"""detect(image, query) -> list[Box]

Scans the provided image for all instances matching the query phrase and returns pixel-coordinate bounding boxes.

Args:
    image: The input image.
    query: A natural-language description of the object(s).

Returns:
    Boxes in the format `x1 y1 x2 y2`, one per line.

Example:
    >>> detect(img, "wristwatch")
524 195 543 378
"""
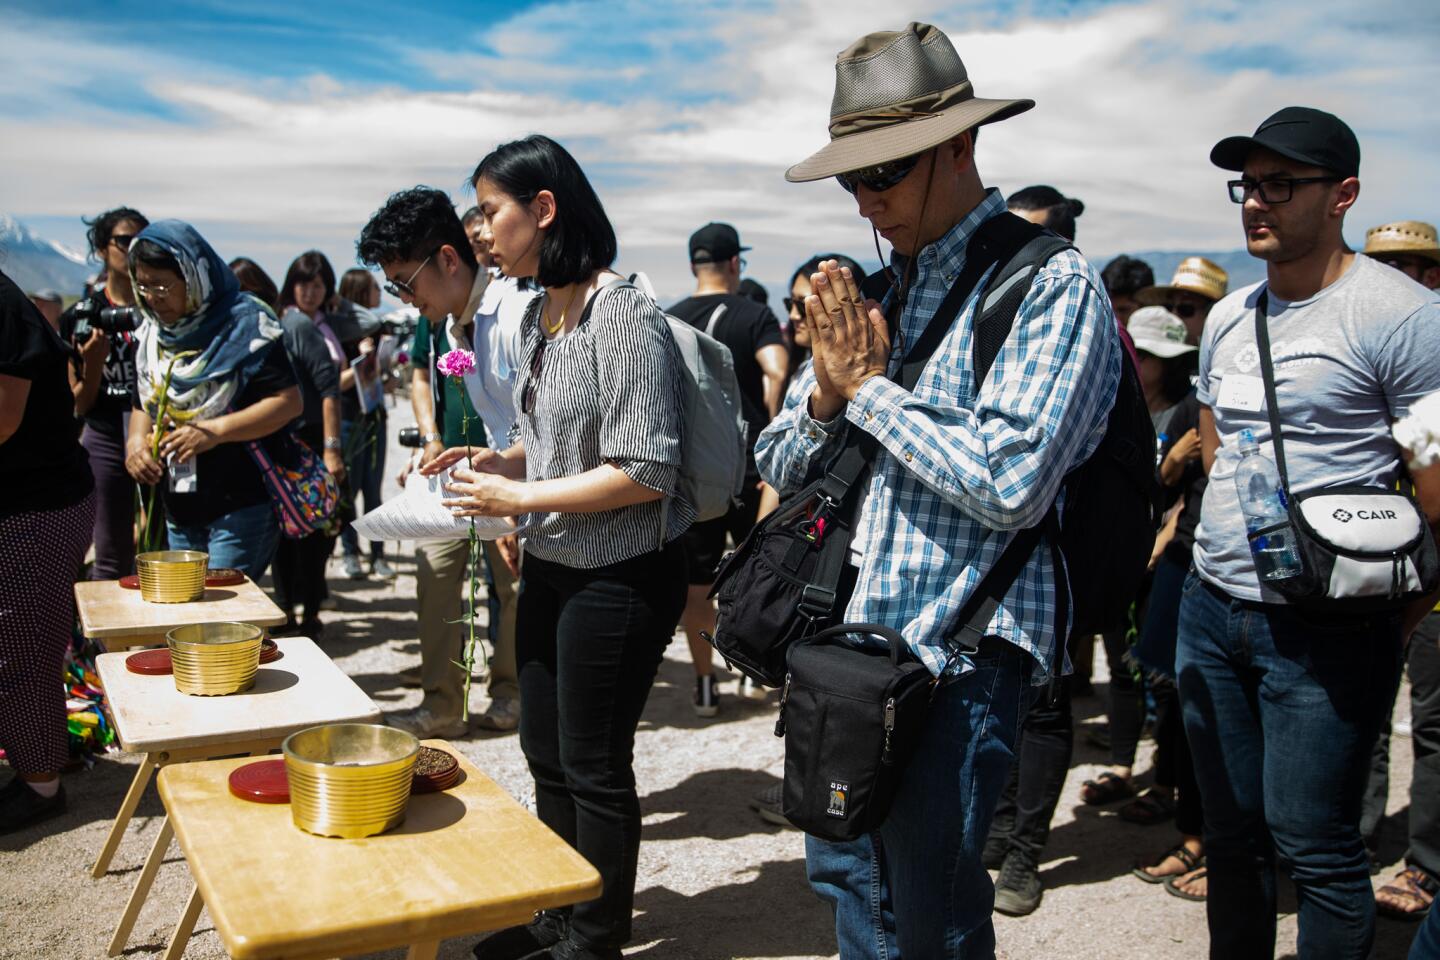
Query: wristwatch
421 432 442 444
323 437 342 450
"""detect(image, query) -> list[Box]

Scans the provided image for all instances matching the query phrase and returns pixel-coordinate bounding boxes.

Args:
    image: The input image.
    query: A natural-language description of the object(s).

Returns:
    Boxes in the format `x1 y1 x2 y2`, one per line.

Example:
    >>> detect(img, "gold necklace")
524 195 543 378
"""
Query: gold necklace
543 285 581 336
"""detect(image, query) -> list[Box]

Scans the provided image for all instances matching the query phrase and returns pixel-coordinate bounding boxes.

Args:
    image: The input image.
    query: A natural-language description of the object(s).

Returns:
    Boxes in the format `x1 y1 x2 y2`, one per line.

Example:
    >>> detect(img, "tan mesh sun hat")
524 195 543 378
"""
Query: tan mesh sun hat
1364 221 1440 265
785 22 1034 183
1136 256 1229 306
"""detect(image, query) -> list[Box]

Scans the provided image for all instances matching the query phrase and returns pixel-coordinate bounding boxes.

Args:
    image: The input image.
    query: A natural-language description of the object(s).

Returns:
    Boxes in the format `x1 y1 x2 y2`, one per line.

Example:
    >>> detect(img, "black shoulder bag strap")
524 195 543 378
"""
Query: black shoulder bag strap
1251 289 1294 491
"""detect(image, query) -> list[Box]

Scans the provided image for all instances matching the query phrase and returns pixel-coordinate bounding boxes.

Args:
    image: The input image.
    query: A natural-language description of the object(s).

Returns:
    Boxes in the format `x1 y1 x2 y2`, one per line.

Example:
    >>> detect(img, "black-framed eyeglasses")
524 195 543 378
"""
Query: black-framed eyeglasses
835 152 924 195
383 251 435 299
1227 176 1342 204
520 337 547 415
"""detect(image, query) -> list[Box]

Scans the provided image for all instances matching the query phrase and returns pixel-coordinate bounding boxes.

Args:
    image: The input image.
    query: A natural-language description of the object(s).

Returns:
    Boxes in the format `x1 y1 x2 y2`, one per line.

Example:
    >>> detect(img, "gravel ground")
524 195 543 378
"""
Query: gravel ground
0 396 1424 959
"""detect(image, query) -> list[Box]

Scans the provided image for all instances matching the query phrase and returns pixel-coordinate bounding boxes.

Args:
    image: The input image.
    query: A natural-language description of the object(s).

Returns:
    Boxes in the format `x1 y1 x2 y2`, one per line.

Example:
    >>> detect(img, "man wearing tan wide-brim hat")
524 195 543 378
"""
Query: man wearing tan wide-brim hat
1363 220 1440 289
1135 256 1229 344
759 21 1123 956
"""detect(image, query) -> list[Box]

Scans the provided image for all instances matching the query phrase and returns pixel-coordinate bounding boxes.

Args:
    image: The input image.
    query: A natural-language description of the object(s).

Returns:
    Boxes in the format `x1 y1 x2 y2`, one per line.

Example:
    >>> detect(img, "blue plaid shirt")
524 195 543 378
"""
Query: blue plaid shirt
755 189 1120 677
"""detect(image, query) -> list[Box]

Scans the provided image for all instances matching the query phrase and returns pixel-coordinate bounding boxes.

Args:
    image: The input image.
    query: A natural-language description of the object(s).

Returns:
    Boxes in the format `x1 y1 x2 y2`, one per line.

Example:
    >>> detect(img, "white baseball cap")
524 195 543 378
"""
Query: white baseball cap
1127 306 1197 358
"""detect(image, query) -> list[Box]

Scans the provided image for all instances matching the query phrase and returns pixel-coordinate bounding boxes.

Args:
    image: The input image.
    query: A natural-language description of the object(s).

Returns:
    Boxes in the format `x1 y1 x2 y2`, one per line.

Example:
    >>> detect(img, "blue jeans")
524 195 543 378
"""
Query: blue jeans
1176 571 1402 960
166 501 280 583
804 637 1035 959
1412 906 1440 960
339 416 386 560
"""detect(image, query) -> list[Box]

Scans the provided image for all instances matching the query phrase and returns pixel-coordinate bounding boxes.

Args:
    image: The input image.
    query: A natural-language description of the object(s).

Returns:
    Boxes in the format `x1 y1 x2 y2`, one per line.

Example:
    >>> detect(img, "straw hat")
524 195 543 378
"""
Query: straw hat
1363 221 1440 265
786 23 1034 183
1136 256 1229 306
1127 307 1197 359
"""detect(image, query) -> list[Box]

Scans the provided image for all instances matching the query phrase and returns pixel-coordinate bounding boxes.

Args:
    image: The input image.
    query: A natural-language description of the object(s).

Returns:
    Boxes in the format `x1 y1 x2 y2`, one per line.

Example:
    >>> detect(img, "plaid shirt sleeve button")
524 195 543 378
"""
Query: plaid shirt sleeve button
904 451 913 462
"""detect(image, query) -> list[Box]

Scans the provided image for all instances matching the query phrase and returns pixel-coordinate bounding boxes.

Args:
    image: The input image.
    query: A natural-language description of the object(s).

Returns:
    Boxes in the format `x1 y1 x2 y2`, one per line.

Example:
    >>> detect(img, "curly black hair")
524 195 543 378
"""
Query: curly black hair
356 186 476 272
83 206 149 258
1100 255 1155 298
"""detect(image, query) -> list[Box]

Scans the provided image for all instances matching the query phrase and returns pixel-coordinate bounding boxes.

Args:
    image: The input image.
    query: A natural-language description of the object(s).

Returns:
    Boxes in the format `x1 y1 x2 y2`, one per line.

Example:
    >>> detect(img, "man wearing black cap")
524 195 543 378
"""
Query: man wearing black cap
668 221 788 717
1179 106 1440 958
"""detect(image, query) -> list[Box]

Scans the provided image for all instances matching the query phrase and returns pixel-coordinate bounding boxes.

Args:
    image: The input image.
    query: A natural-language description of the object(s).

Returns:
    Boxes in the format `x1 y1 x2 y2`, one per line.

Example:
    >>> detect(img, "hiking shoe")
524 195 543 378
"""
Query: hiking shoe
693 674 720 718
993 848 1043 916
737 676 769 701
473 697 521 732
387 706 467 739
982 833 1010 871
544 940 622 960
371 556 397 579
473 910 569 960
342 553 366 579
0 781 66 835
749 783 793 828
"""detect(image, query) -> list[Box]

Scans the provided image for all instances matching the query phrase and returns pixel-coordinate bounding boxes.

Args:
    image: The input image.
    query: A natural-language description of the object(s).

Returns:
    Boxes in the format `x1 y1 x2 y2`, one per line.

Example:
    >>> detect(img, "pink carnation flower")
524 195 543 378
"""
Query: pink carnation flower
436 349 476 378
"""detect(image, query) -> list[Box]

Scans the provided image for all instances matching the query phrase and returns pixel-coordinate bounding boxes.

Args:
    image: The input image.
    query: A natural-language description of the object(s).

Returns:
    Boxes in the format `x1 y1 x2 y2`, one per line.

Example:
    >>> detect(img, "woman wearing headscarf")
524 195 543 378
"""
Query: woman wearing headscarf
123 221 301 580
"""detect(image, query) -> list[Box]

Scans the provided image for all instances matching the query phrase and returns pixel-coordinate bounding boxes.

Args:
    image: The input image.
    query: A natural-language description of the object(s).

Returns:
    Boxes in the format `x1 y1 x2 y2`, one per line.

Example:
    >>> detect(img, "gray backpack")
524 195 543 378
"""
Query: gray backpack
627 273 748 540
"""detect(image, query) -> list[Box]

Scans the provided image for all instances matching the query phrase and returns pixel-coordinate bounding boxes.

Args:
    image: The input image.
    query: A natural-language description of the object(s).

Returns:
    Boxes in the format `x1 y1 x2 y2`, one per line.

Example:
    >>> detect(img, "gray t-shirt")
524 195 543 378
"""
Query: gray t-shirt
1194 255 1440 601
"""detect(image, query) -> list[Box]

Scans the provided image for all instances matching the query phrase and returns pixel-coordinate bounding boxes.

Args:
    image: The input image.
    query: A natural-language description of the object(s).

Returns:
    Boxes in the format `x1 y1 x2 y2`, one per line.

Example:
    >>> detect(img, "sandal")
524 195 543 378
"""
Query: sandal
1165 866 1208 902
1081 771 1136 806
1119 788 1175 826
1132 844 1201 884
1377 866 1439 921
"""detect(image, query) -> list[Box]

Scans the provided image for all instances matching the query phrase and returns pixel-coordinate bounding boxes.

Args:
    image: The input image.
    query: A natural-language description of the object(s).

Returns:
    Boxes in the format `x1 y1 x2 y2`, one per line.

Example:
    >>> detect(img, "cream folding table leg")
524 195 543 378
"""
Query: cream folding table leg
406 942 440 960
107 815 175 956
161 884 204 960
92 752 158 878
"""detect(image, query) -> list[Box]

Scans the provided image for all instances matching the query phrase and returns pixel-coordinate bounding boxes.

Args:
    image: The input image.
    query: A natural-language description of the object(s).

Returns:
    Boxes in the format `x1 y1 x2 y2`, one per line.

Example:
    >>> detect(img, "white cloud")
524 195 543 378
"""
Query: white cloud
1 0 1436 304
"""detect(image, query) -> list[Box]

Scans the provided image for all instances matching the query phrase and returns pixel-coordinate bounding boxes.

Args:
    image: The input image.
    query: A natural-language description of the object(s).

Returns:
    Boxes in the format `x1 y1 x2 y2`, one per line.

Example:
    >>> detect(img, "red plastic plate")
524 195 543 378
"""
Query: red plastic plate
228 759 290 803
118 569 246 589
125 639 280 676
118 575 141 590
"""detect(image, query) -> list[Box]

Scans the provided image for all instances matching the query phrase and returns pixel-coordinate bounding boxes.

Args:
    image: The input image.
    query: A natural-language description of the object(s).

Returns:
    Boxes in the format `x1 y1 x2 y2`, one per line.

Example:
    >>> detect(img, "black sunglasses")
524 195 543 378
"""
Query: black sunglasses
1167 299 1201 320
835 152 923 195
109 234 137 251
783 296 804 314
520 336 548 415
383 250 437 300
1227 176 1341 205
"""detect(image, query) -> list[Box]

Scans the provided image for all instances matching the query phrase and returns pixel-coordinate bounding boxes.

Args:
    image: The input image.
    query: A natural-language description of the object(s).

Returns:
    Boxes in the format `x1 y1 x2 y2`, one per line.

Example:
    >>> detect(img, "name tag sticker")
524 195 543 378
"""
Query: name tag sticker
169 455 198 494
1216 373 1265 413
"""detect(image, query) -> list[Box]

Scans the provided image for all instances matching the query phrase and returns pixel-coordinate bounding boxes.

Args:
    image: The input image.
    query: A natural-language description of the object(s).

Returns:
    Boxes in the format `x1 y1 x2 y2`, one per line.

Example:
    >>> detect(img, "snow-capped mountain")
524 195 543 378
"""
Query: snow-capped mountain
0 214 94 296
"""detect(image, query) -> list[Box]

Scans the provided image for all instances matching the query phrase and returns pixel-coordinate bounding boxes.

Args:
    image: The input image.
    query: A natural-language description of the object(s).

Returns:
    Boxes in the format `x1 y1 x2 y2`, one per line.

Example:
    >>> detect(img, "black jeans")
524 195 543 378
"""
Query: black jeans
1101 630 1145 768
271 530 333 624
989 675 1073 860
1152 676 1204 836
517 543 686 951
1363 611 1440 876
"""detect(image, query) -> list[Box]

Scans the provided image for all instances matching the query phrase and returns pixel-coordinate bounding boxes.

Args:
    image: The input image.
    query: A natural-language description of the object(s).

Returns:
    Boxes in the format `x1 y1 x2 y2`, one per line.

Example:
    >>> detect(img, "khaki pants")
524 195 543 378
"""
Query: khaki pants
414 538 519 720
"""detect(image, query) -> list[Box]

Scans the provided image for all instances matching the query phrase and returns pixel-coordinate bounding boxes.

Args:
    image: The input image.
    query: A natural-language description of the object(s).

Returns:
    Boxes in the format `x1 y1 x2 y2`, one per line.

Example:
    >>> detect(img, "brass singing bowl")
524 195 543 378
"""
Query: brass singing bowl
135 550 209 603
282 724 420 839
166 621 263 696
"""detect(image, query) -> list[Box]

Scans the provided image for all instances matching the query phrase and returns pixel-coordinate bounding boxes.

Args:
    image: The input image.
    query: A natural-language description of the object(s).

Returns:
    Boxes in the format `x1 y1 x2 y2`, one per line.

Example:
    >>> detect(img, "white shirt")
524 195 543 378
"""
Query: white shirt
444 270 538 449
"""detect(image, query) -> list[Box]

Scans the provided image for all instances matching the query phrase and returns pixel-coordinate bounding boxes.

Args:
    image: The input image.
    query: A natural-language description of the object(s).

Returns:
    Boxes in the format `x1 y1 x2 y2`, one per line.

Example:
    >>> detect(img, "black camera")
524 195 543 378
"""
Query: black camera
71 298 142 340
397 426 422 448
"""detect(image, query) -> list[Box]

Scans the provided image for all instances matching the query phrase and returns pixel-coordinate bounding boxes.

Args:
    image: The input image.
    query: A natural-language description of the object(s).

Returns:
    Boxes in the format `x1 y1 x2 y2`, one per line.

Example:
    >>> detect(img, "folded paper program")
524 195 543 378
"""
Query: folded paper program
351 466 518 542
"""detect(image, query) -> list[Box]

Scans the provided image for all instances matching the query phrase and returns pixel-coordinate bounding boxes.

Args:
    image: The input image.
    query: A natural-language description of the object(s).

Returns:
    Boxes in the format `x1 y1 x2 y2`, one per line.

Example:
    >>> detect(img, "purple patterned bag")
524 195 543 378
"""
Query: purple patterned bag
245 432 339 539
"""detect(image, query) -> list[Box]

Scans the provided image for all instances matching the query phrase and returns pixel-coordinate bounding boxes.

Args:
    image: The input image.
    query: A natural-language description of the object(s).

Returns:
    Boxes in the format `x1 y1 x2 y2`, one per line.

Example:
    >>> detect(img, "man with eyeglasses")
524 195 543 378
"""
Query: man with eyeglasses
1363 220 1440 291
57 206 149 581
1136 255 1229 344
667 221 788 717
1179 106 1440 959
356 186 536 738
756 22 1120 958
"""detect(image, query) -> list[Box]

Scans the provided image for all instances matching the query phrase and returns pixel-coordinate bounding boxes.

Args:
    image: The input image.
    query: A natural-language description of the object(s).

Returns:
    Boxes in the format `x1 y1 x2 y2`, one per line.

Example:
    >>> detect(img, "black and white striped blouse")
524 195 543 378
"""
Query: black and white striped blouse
514 280 694 568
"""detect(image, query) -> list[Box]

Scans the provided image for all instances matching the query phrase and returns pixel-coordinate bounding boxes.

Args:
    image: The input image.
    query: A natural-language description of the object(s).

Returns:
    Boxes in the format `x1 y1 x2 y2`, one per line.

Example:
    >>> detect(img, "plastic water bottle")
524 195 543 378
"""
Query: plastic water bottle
1233 429 1303 580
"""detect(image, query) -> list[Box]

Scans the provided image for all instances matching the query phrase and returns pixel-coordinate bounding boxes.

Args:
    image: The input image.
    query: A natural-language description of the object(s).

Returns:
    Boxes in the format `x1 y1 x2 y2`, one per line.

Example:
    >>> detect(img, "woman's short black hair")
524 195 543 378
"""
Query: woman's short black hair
470 135 616 288
128 238 181 276
278 250 337 314
356 186 477 273
1006 185 1085 241
789 253 868 291
229 257 280 310
84 207 149 258
1101 255 1155 298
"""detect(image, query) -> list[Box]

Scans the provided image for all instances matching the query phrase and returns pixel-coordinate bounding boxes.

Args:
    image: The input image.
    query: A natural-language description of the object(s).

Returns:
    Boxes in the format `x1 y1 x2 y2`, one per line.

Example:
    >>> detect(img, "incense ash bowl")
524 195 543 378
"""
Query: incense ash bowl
135 550 208 603
166 621 264 696
282 724 420 839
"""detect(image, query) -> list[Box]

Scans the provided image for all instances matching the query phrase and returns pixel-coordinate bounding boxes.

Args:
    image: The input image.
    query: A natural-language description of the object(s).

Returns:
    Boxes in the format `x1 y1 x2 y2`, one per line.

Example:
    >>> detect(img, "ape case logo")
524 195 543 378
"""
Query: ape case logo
1331 508 1398 523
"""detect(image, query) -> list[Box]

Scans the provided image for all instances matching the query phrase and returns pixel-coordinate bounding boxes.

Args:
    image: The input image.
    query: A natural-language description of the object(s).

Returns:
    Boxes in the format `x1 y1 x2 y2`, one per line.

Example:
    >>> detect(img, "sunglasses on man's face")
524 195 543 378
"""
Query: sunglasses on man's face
383 251 436 300
1167 299 1202 320
835 152 923 195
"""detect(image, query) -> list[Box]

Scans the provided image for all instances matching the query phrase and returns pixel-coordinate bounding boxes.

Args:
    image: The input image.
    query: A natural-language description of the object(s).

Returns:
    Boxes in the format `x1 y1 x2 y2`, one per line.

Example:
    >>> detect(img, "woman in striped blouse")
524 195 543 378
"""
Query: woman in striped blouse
425 135 691 960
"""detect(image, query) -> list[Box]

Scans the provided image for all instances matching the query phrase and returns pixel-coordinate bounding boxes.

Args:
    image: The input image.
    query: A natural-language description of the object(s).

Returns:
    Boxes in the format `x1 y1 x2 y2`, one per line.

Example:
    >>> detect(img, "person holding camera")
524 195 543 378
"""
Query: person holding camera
123 221 302 580
58 207 149 579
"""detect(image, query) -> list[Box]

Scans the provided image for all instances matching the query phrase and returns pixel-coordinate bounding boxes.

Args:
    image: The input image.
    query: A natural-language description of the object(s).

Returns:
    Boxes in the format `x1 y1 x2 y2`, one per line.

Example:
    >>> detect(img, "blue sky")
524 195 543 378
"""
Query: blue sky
2 0 1437 303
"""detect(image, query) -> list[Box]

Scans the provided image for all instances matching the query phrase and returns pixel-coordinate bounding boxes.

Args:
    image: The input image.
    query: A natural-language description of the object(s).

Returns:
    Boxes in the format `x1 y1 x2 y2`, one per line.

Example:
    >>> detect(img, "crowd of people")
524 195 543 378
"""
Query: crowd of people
4 18 1440 960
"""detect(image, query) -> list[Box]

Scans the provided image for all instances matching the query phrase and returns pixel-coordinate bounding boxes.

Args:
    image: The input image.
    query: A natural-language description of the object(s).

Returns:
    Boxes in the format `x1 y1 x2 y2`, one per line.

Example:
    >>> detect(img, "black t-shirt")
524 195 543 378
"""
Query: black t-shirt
1161 390 1207 566
58 290 141 438
279 312 340 436
132 343 298 527
667 293 785 450
0 270 94 517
